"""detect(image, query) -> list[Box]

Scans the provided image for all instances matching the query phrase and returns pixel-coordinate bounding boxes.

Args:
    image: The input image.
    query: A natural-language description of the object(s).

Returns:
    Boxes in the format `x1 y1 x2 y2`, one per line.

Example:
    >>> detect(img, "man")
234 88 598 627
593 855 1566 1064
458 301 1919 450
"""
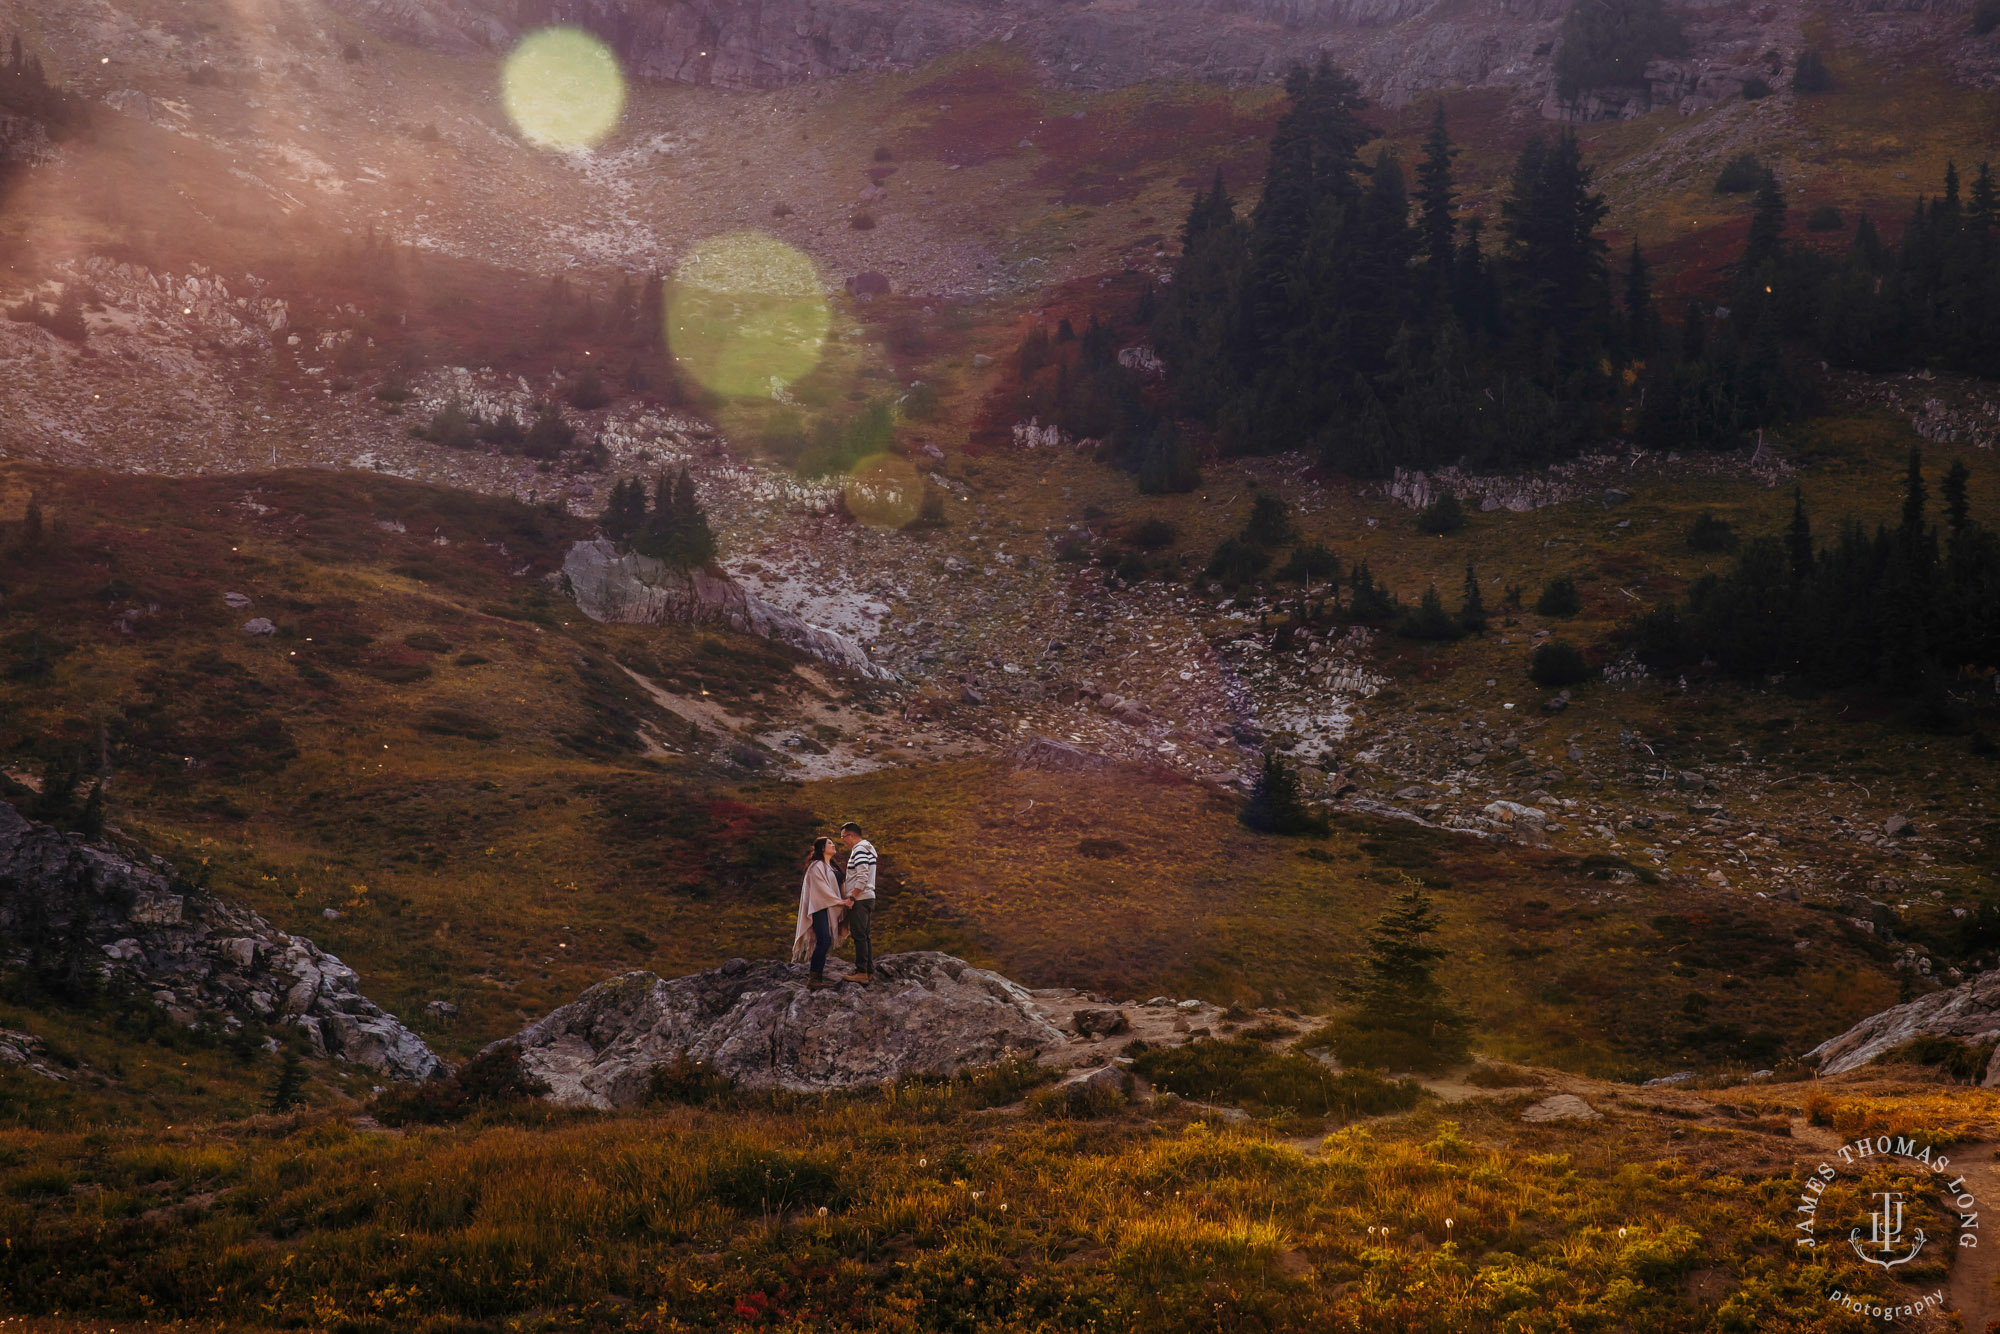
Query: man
838 820 877 984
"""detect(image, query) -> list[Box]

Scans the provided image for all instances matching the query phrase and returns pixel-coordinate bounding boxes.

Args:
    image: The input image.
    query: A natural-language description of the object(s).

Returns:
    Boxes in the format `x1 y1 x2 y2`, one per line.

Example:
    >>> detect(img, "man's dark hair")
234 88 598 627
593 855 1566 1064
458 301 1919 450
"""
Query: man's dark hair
840 821 863 835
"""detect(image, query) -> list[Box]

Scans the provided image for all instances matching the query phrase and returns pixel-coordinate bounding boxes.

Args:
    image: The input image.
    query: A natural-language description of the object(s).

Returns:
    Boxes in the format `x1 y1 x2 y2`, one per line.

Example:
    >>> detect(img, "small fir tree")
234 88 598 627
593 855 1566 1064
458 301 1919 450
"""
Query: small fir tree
1397 584 1462 641
1331 888 1472 1072
1243 491 1294 546
1416 490 1465 535
1458 561 1488 634
266 1046 307 1113
1239 751 1327 835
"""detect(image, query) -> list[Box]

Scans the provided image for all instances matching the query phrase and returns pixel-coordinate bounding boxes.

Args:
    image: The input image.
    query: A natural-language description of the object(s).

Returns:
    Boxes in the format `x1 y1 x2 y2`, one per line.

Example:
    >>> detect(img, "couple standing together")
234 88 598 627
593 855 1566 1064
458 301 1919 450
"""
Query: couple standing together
790 821 877 990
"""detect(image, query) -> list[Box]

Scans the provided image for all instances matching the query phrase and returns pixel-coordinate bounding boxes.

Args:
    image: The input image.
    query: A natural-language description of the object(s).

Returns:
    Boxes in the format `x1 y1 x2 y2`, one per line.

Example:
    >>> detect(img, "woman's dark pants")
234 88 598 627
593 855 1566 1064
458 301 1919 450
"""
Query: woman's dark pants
810 908 832 974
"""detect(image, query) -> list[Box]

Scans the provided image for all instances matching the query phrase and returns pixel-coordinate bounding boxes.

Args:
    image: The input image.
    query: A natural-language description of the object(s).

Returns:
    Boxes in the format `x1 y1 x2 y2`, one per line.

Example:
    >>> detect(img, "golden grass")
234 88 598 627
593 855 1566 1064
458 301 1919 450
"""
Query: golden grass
0 1077 1957 1332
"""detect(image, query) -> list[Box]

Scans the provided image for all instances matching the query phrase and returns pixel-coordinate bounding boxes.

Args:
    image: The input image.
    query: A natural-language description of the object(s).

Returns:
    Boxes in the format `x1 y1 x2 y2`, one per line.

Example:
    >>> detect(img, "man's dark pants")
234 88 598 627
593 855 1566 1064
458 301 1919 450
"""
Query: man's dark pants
848 900 873 975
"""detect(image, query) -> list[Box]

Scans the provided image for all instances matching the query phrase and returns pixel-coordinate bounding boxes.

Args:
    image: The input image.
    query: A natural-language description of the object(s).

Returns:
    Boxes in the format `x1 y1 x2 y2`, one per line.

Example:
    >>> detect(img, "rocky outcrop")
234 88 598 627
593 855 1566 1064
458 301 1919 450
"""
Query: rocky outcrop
332 0 1573 99
1805 970 2000 1085
0 801 445 1082
562 537 894 680
500 952 1066 1105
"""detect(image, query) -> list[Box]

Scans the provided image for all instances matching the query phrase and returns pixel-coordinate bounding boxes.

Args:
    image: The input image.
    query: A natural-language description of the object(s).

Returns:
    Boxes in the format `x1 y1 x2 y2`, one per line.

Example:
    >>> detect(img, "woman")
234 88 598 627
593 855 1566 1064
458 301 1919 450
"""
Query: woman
790 836 846 990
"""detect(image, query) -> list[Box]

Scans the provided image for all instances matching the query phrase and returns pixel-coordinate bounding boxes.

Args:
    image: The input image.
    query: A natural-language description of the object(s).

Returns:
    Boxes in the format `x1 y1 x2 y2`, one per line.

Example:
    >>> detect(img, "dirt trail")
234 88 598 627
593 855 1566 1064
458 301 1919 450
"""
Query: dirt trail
1947 1143 2000 1334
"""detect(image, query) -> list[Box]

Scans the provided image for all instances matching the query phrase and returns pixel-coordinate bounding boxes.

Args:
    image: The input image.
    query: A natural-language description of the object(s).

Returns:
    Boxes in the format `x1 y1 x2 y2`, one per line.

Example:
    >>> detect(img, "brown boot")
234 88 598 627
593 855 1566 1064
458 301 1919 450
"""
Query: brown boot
808 972 830 991
849 972 873 986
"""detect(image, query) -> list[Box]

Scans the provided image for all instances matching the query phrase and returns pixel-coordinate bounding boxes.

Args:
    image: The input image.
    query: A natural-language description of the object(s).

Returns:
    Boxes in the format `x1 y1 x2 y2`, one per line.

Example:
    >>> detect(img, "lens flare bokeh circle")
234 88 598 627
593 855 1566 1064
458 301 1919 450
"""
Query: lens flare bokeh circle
841 453 923 528
502 27 626 151
666 233 831 398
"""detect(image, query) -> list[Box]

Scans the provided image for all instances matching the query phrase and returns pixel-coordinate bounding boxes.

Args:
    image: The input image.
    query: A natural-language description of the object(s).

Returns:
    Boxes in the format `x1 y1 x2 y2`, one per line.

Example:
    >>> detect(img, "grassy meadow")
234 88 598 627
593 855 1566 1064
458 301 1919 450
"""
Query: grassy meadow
3 1057 1994 1333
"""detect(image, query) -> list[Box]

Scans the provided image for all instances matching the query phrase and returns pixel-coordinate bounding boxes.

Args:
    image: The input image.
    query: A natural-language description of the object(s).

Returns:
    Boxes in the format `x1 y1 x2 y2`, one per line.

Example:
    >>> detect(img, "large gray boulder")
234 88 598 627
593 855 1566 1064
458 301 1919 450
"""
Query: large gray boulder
561 538 893 681
501 952 1066 1107
1805 970 2000 1085
0 800 445 1082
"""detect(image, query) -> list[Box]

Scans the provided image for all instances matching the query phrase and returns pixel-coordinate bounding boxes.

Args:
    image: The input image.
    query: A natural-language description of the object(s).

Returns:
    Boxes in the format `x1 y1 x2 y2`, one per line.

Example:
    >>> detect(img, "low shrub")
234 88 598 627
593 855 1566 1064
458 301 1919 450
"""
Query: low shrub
1875 1035 1998 1083
369 1046 545 1126
1792 48 1834 92
1805 203 1844 231
1416 491 1466 535
1686 510 1739 551
1741 74 1771 100
1977 0 2000 35
1715 153 1765 194
1535 574 1582 617
1529 639 1594 686
648 1052 737 1105
1132 1039 1425 1119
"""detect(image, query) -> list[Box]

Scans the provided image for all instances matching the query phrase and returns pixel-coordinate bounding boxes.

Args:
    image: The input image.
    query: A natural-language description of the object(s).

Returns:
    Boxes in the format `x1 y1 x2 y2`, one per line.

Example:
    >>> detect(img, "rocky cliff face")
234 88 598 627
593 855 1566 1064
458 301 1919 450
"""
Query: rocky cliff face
562 538 894 680
0 800 445 1082
501 951 1067 1104
329 0 1574 100
1805 969 2000 1085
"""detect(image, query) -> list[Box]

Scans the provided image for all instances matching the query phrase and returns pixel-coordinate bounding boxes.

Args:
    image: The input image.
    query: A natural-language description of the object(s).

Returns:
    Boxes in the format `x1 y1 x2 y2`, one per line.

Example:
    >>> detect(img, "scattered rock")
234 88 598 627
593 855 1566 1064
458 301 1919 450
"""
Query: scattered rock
1013 734 1118 774
1070 1007 1130 1038
1884 814 1914 839
241 617 276 635
1522 1093 1600 1122
563 539 893 681
1643 1071 1695 1087
223 591 252 609
1056 1063 1135 1105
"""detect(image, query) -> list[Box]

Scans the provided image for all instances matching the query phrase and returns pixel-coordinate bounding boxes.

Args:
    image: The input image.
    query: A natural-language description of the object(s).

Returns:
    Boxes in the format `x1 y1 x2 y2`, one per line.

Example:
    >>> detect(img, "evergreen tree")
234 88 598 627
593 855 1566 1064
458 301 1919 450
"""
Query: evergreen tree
78 780 104 841
1243 491 1294 546
668 467 717 567
1679 298 1706 363
33 757 80 824
1787 485 1813 584
266 1047 307 1113
1900 448 1928 550
1135 419 1200 494
1332 888 1472 1072
1792 48 1834 93
1944 458 1971 533
1497 131 1611 373
1741 169 1788 276
1398 583 1463 640
523 403 574 460
1414 102 1459 288
1240 751 1326 835
1347 560 1400 624
1971 162 1997 236
1624 240 1657 357
600 478 646 541
1417 490 1466 535
1459 561 1488 634
1553 0 1687 101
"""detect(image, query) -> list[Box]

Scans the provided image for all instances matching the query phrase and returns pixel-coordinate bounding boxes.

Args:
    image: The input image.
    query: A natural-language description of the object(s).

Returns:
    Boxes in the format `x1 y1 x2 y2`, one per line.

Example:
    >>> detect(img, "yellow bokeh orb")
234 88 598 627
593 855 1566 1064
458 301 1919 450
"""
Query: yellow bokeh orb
667 233 830 398
840 453 924 529
502 27 626 151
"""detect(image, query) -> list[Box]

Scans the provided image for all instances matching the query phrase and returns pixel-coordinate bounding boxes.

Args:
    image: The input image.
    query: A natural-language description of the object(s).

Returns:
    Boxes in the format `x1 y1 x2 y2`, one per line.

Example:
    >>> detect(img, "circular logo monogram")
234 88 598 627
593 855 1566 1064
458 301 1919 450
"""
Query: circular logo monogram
1795 1134 1978 1318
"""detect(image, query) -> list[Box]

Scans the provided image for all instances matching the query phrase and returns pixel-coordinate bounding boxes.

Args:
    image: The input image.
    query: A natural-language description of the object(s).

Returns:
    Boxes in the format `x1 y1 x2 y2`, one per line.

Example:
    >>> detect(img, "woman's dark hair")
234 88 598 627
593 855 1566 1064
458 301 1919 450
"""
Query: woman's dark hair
809 836 832 865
